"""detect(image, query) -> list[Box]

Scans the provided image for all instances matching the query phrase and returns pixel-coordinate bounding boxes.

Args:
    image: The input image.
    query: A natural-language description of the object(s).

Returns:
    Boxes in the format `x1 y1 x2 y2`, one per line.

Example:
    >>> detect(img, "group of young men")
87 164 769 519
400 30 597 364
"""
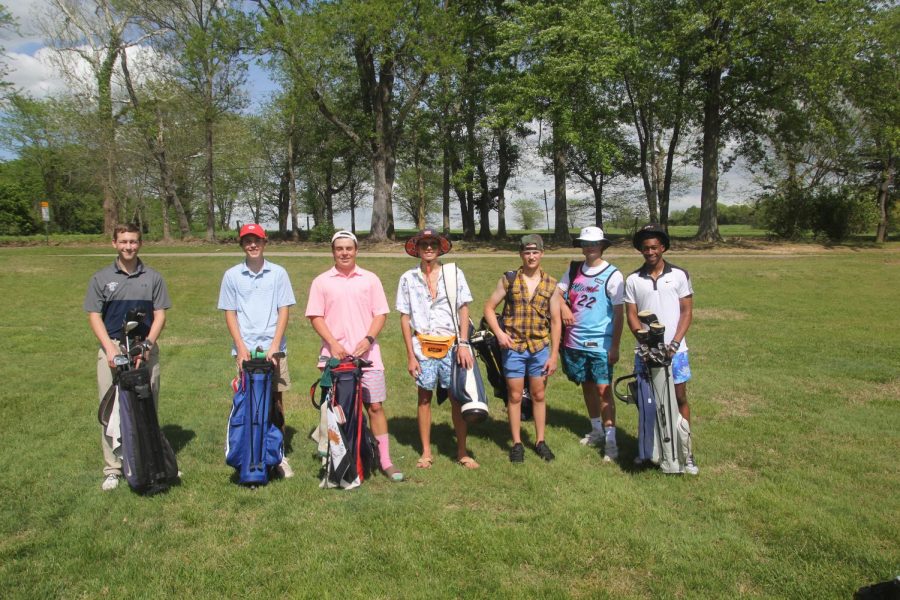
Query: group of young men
85 221 697 490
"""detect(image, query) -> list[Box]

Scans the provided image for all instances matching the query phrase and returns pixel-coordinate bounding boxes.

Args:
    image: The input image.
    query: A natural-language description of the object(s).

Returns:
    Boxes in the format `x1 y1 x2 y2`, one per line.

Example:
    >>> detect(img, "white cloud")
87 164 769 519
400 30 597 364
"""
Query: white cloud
4 46 67 97
0 0 50 49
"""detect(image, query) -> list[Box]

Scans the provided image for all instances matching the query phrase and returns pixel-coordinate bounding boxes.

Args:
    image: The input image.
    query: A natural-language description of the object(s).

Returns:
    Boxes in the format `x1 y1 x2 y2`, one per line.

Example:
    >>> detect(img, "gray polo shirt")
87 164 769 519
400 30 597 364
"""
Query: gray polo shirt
84 259 172 340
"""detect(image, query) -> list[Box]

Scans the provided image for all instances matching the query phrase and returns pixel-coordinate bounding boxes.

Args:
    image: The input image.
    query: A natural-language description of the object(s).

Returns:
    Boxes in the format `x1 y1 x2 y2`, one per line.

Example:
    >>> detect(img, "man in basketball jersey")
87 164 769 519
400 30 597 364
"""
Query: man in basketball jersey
558 226 624 463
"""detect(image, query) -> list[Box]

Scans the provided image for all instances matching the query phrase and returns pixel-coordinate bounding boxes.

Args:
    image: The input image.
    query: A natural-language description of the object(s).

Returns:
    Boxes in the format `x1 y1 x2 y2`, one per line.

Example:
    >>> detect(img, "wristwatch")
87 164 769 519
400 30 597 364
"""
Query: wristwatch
365 335 375 345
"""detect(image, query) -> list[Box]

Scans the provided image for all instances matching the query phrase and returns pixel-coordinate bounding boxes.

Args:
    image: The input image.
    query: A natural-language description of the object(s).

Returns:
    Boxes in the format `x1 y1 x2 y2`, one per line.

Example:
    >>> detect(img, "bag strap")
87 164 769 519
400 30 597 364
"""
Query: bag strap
441 263 461 337
500 270 517 315
309 357 342 409
565 261 584 306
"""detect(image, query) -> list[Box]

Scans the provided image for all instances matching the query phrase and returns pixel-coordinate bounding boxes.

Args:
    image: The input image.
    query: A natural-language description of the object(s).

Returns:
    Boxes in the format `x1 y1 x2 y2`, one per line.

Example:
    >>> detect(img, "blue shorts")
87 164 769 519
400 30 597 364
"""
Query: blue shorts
633 352 692 384
561 348 611 384
416 355 453 391
502 346 550 379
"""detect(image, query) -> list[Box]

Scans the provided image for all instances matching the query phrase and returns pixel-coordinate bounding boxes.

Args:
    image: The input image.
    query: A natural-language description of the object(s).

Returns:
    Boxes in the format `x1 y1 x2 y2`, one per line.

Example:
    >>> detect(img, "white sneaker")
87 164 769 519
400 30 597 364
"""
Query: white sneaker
101 474 120 491
603 441 619 463
278 457 295 479
684 455 699 476
579 430 604 447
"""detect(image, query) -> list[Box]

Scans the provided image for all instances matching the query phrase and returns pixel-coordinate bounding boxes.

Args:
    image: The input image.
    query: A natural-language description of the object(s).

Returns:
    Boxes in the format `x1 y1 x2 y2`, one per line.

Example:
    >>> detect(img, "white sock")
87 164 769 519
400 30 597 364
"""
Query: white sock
604 426 617 444
590 418 604 432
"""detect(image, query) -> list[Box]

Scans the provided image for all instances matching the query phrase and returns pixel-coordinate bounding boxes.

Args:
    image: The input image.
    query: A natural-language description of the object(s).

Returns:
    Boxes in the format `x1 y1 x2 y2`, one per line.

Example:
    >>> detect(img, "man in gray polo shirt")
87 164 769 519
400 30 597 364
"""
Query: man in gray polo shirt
85 223 172 491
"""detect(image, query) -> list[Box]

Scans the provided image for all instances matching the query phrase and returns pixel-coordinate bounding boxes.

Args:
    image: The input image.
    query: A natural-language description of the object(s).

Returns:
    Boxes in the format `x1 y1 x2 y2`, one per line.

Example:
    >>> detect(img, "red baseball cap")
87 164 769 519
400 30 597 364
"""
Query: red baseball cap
238 223 267 241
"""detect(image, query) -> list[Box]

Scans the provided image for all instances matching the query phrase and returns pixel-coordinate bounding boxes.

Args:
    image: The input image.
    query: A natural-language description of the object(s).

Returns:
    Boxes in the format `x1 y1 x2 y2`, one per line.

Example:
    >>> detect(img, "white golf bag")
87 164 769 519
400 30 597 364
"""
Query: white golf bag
616 312 693 474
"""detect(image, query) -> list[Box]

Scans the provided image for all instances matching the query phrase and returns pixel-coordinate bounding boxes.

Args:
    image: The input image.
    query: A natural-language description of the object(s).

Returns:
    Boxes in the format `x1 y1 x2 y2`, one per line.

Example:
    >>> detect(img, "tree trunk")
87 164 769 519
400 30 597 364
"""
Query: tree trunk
97 50 119 236
360 49 396 242
626 83 658 223
160 196 171 242
476 157 492 240
875 151 894 243
204 113 216 241
696 65 723 242
442 142 451 234
288 119 299 241
593 172 604 228
496 129 511 239
551 122 570 243
277 167 289 234
414 143 427 229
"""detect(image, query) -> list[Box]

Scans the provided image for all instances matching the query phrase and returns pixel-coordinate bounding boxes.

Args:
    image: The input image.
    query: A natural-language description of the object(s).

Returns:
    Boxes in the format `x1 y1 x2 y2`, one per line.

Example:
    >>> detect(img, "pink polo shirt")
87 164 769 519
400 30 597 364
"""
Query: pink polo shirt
305 265 390 370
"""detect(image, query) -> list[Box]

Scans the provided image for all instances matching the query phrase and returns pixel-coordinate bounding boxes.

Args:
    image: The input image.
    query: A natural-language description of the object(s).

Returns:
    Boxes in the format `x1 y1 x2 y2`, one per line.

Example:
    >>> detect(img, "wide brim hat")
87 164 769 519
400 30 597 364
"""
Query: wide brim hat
405 227 452 258
632 223 670 250
573 226 611 248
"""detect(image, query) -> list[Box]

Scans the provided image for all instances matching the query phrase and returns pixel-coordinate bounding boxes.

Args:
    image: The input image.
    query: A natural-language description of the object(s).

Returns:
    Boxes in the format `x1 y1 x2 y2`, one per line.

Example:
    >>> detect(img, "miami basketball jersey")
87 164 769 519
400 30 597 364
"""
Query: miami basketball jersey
565 264 617 352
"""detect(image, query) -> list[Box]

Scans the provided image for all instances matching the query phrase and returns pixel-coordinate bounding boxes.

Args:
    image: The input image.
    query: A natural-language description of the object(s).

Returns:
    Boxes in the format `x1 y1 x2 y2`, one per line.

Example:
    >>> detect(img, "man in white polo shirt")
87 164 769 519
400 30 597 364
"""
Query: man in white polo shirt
623 224 698 474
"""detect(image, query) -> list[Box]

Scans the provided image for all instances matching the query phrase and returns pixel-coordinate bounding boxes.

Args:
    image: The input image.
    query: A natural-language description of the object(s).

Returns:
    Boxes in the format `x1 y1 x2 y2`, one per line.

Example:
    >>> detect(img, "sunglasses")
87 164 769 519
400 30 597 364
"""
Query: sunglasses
418 241 440 249
580 240 604 248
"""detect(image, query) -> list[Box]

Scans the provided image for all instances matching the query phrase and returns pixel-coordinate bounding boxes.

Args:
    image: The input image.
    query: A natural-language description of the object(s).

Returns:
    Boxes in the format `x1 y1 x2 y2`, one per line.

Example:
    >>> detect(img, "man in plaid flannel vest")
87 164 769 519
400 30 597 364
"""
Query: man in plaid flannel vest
483 235 562 464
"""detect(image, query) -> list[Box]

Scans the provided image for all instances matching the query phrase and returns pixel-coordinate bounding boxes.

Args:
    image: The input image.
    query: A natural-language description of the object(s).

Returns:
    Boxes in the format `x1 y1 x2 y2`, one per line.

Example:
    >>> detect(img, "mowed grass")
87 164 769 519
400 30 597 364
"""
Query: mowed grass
0 248 897 599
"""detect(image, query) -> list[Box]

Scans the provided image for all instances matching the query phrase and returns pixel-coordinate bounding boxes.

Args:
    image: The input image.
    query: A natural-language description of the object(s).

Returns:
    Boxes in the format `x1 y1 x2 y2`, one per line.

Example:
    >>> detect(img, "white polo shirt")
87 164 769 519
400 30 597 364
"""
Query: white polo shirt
623 261 693 352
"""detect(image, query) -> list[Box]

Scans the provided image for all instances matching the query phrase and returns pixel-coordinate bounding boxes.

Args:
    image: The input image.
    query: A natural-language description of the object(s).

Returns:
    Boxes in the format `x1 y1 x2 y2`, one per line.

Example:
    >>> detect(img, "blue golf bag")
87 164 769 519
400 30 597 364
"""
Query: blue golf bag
226 358 284 485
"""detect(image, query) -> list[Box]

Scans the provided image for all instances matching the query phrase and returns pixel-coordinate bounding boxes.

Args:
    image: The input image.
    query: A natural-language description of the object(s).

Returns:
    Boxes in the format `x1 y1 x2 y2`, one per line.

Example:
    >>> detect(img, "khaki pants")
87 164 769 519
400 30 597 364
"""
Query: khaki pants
97 346 160 476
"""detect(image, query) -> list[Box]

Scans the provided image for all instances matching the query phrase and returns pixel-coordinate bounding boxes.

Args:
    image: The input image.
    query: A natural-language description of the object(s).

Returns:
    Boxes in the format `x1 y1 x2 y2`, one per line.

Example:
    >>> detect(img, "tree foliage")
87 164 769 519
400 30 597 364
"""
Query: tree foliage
0 0 895 242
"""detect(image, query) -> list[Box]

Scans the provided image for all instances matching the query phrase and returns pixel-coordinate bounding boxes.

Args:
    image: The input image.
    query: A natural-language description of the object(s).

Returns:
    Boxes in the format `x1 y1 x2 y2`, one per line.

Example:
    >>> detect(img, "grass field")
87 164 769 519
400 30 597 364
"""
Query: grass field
0 246 897 598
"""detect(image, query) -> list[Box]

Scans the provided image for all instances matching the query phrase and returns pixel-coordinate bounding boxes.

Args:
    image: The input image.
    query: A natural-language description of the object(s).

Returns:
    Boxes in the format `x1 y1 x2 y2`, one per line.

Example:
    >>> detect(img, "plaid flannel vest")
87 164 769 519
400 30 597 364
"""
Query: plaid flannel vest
502 269 557 353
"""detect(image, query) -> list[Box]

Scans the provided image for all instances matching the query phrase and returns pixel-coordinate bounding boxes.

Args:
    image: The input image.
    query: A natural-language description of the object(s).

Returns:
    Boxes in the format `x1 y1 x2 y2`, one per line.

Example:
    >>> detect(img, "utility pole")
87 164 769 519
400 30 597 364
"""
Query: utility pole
542 190 550 232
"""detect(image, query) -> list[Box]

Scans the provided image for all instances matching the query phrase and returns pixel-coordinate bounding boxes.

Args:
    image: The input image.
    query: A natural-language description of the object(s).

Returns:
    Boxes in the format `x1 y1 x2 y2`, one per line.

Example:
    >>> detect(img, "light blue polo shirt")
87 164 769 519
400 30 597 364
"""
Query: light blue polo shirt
218 259 296 355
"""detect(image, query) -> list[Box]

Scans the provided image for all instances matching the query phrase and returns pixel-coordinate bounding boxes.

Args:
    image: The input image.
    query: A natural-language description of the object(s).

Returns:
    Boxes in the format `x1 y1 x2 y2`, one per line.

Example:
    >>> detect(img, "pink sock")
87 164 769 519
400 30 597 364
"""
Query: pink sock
376 434 392 470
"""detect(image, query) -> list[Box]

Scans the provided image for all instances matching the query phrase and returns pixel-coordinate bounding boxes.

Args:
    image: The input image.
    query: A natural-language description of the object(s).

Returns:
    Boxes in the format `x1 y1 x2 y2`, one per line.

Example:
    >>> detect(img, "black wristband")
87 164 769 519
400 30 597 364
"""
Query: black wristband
365 335 375 345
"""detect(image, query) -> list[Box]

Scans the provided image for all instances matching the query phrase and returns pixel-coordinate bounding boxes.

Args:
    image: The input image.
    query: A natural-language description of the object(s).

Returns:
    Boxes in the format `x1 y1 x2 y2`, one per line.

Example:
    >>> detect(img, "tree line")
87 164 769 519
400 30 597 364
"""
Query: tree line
0 0 896 243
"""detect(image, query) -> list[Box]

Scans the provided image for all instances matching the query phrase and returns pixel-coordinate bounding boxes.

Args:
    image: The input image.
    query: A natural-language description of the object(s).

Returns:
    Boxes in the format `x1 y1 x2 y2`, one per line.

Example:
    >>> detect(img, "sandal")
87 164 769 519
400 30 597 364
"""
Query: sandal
383 465 405 482
456 456 480 470
416 456 434 469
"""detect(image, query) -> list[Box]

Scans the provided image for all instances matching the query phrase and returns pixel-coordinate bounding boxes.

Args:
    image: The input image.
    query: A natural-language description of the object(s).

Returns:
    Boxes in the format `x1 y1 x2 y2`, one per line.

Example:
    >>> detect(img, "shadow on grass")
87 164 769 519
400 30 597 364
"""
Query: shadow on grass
544 404 643 473
161 424 195 455
388 410 512 463
283 425 298 454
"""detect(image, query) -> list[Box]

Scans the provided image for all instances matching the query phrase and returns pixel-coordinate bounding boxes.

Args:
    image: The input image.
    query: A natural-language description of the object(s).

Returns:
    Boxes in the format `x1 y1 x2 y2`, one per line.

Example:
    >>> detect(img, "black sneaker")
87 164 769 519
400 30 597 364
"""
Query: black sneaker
535 441 555 462
509 442 525 464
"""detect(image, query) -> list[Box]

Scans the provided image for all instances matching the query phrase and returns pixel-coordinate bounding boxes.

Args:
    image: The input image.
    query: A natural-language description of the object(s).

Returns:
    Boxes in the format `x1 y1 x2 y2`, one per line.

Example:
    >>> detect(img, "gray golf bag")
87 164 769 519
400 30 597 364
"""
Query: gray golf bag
614 313 692 474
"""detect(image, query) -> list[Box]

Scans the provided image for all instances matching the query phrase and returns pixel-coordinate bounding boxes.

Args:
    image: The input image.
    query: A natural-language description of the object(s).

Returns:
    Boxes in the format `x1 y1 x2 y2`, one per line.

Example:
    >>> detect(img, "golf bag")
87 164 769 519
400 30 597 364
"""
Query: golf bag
310 357 378 489
440 263 490 424
450 329 490 424
472 318 532 421
614 316 692 474
225 358 284 485
108 366 179 494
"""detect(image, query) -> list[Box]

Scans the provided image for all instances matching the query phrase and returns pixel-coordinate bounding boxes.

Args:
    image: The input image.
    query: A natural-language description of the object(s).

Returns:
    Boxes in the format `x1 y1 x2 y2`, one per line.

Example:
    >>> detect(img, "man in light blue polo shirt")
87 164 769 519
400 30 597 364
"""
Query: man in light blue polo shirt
218 223 296 477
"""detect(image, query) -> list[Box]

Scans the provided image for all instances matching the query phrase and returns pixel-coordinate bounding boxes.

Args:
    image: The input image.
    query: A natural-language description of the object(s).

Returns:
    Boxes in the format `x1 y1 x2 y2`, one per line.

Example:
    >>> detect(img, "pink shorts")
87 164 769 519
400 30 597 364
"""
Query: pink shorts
361 369 386 404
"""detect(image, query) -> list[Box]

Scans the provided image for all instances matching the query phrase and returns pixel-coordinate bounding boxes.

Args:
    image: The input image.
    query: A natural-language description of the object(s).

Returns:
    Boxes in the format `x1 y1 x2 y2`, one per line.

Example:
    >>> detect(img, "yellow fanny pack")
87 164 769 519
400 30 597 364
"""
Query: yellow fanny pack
416 333 456 359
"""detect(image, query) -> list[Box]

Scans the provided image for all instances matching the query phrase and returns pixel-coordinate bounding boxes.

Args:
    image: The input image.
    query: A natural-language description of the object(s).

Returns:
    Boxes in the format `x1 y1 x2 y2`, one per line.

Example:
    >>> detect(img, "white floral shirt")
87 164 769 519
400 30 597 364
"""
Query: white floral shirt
396 263 473 357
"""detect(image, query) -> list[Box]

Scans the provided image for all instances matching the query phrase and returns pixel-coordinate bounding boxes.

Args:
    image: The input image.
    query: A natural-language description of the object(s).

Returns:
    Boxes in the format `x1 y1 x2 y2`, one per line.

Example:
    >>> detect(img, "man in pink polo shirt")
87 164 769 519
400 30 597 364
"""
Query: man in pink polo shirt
305 230 404 482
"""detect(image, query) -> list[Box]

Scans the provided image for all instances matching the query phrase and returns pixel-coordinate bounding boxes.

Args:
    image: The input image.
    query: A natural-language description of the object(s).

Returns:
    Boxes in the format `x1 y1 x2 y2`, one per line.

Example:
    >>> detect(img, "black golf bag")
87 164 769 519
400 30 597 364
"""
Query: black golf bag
614 317 692 474
310 357 378 489
472 318 532 421
226 358 284 486
99 364 179 495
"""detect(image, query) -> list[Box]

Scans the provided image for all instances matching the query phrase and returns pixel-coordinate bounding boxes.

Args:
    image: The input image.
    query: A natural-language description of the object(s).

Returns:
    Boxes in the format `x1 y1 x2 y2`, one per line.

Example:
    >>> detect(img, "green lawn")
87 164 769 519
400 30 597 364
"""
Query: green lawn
0 248 897 598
